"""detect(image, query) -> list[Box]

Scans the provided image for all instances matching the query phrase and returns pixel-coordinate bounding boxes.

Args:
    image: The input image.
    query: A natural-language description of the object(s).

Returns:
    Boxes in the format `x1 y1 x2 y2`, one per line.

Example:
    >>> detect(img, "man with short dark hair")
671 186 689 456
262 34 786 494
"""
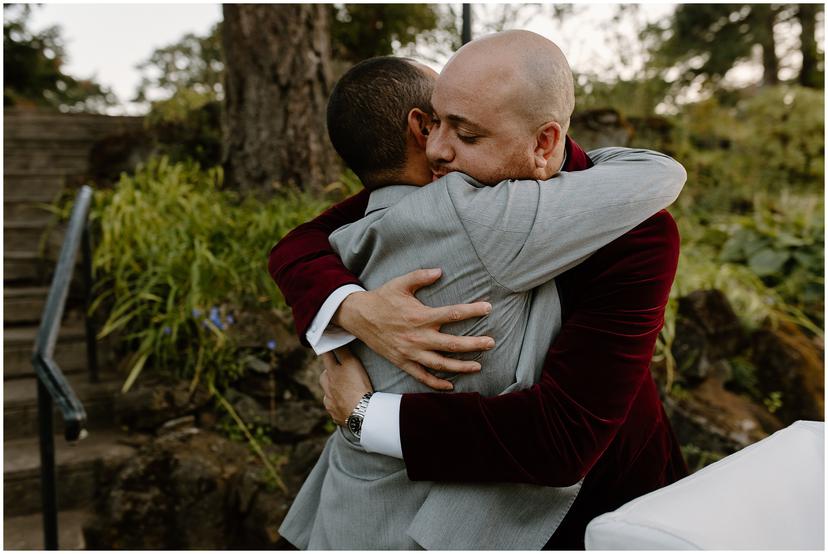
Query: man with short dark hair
327 56 435 189
272 31 688 550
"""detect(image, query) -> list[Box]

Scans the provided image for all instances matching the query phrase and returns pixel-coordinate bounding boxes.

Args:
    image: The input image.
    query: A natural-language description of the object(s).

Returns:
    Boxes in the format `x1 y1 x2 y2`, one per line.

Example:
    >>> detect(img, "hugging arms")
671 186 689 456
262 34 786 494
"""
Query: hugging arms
269 138 689 548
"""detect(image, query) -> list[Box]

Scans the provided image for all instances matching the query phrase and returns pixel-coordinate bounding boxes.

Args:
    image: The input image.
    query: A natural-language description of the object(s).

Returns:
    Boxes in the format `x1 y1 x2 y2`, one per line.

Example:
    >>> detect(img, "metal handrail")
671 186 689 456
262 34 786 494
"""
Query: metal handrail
31 184 97 550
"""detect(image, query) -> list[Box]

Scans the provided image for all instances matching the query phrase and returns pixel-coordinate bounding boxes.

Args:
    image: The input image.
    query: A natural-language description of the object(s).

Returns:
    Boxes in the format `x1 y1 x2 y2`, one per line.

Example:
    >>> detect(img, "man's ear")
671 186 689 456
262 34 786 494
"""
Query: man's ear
407 108 432 149
533 121 563 169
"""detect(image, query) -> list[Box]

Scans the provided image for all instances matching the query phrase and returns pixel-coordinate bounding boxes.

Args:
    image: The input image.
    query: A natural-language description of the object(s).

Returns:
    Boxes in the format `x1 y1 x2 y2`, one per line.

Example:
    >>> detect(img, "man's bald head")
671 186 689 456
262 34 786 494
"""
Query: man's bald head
443 30 574 132
427 30 575 184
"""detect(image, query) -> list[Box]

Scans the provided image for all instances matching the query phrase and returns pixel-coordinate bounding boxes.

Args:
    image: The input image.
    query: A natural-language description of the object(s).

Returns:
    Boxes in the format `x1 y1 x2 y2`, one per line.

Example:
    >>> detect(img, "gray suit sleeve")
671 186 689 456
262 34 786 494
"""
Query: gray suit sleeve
446 147 686 292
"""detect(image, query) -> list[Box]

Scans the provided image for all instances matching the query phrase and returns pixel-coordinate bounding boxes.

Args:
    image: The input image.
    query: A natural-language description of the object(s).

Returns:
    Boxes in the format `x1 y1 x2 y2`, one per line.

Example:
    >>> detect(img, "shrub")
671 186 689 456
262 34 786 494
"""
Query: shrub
90 155 333 393
143 89 222 168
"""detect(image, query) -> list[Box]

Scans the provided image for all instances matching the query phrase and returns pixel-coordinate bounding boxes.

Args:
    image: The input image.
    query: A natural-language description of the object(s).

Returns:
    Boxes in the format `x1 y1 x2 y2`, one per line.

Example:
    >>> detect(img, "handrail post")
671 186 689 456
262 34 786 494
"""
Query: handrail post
37 379 59 550
33 185 95 550
82 220 99 383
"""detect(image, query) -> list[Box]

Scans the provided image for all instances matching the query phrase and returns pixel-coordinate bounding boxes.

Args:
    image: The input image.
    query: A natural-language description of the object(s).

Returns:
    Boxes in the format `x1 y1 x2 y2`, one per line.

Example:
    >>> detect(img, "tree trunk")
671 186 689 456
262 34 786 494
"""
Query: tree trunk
797 4 820 88
221 5 339 194
755 5 780 86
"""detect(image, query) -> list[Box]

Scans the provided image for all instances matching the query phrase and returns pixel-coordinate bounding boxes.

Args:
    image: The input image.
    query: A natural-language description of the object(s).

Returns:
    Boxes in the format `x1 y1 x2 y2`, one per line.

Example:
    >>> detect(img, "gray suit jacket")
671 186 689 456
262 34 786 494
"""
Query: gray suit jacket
279 148 686 550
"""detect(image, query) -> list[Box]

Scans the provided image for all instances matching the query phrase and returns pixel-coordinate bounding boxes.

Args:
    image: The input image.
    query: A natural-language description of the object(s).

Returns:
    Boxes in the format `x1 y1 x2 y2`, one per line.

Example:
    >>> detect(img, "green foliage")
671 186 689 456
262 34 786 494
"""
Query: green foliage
132 8 445 165
619 84 827 375
670 87 824 196
763 391 784 414
90 156 331 394
647 5 769 86
717 211 823 303
666 87 823 330
726 357 760 399
330 4 439 62
575 75 670 118
737 86 824 185
133 22 223 104
212 385 287 492
671 209 823 336
322 168 364 198
144 88 222 167
681 443 725 473
3 4 117 111
644 4 823 107
133 22 223 165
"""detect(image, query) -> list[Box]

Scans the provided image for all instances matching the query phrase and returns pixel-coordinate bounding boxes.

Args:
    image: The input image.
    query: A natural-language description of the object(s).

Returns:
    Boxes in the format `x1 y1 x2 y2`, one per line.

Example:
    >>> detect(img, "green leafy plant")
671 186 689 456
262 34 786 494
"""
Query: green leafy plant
726 356 761 400
87 155 358 489
212 384 287 492
143 88 222 168
763 391 784 414
681 443 725 473
90 155 332 394
716 199 824 318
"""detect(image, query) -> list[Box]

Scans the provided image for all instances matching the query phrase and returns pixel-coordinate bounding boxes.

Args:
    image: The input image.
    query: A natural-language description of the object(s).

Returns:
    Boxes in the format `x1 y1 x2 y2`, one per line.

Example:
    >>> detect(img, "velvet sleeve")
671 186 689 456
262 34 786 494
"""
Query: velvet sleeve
267 189 369 343
399 210 680 487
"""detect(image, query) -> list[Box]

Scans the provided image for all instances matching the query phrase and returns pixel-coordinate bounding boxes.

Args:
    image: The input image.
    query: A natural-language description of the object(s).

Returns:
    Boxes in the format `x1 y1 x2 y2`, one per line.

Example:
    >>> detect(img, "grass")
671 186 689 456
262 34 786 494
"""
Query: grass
90 155 333 393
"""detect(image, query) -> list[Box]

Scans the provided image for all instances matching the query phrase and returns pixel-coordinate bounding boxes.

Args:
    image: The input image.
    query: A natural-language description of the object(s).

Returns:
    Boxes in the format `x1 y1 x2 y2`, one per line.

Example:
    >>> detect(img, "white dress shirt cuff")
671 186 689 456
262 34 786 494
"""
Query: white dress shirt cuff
306 284 366 355
361 392 403 459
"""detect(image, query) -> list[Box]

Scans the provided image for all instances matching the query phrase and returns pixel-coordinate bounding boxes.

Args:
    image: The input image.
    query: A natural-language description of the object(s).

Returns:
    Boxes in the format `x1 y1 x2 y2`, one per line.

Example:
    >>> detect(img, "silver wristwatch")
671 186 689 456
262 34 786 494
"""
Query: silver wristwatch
345 392 373 440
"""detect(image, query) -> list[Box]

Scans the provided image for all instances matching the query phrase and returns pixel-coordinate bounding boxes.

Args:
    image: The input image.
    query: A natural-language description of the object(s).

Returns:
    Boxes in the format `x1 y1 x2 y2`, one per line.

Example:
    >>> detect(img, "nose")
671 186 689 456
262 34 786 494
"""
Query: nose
426 123 454 166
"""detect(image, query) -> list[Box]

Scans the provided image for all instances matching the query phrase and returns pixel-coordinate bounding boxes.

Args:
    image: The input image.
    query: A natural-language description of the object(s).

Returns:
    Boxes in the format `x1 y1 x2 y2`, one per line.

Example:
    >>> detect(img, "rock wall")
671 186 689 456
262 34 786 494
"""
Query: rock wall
661 289 823 471
83 310 332 549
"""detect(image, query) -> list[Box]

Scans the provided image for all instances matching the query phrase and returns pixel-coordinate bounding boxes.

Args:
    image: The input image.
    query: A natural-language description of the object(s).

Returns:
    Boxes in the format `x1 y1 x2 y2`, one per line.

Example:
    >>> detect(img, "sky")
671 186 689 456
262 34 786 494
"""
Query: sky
17 2 773 116
27 3 223 114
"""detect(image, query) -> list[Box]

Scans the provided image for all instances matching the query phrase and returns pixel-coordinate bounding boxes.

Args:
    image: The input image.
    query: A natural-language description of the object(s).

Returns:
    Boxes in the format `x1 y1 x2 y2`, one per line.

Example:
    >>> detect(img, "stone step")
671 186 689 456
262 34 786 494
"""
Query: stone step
3 153 89 174
4 199 57 225
4 324 89 380
4 221 65 253
3 174 66 202
2 136 98 150
4 286 50 324
4 251 52 283
4 371 125 442
3 508 90 550
4 110 143 141
4 145 92 160
3 427 135 517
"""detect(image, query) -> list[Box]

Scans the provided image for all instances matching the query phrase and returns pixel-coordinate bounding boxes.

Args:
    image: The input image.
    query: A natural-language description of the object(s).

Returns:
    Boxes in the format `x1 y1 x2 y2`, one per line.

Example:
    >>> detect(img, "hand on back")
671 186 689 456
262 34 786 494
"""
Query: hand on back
334 268 495 390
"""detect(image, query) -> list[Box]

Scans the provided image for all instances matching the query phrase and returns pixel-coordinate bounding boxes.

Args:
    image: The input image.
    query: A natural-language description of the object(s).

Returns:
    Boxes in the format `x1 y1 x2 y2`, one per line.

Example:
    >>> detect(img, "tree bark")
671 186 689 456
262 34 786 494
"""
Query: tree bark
221 5 339 194
755 5 780 86
797 4 820 88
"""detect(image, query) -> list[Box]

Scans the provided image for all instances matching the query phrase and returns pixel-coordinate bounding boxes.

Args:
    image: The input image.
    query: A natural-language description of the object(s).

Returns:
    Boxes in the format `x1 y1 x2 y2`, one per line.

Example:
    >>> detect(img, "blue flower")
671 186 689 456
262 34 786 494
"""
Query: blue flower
192 308 202 318
225 314 235 325
267 339 277 351
209 307 224 330
162 326 172 335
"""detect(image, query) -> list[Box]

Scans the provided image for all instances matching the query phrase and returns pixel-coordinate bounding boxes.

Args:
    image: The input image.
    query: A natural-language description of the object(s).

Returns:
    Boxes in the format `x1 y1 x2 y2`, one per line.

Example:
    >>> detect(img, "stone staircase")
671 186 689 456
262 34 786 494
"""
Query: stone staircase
3 109 145 549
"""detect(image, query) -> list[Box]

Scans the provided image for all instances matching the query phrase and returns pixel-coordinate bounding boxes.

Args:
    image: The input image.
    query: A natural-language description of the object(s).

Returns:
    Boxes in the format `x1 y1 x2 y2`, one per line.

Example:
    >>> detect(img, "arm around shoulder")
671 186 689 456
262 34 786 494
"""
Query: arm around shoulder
450 148 685 293
267 189 369 342
399 211 680 486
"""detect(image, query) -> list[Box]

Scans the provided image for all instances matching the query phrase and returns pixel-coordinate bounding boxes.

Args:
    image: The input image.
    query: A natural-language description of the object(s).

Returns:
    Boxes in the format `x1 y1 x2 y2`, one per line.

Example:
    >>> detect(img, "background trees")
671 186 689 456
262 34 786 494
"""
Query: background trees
8 5 823 462
221 5 339 194
3 4 117 112
644 3 823 104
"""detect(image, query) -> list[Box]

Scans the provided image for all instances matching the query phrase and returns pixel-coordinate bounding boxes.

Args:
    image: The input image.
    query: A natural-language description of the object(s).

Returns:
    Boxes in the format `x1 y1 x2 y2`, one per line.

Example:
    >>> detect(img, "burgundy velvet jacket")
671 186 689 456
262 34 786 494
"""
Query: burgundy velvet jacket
268 138 688 549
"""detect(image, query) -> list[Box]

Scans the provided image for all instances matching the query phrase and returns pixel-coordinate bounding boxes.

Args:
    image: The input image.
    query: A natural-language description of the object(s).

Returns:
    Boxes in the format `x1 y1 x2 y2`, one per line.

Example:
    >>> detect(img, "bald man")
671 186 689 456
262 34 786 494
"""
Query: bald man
428 30 576 186
273 31 687 550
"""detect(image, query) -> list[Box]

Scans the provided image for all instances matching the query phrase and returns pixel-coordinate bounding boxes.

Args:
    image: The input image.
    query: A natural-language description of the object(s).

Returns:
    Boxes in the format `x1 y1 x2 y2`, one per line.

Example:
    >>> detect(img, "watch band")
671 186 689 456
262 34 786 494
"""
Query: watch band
346 392 373 440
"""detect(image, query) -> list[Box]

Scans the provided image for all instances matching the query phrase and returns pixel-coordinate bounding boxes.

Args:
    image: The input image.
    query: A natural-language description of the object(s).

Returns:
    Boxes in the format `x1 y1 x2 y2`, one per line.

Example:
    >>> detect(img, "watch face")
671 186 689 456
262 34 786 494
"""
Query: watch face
347 415 362 437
